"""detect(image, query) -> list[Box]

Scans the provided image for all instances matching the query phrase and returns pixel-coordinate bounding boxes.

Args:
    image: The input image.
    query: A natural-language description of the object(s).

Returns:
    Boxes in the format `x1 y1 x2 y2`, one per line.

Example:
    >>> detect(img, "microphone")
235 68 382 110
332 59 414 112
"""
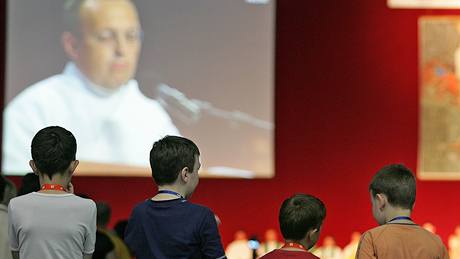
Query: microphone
156 84 273 130
156 83 202 124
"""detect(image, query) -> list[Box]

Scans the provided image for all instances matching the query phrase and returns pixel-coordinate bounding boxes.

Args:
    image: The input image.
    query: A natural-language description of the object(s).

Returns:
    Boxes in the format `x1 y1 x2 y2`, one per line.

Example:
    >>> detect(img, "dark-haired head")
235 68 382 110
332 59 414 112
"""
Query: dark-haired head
30 126 77 179
150 136 200 185
279 194 326 248
0 176 6 202
0 175 17 205
96 202 112 228
369 164 416 210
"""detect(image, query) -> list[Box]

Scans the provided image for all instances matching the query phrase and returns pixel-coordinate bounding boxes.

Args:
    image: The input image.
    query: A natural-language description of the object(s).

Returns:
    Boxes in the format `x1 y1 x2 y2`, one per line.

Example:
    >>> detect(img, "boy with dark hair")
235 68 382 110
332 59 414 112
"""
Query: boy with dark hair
8 126 96 259
125 136 226 259
261 193 326 259
356 164 448 259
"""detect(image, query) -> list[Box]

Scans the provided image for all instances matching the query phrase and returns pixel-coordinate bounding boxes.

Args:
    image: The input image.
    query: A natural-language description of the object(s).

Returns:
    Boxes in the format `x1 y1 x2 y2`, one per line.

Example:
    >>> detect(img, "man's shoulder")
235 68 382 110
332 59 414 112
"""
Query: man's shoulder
18 73 70 94
6 73 73 109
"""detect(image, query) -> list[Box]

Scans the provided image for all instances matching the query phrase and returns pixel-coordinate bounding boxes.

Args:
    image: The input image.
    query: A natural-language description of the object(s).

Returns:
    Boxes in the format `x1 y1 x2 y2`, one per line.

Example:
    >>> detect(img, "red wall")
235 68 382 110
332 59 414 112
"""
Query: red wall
3 0 460 248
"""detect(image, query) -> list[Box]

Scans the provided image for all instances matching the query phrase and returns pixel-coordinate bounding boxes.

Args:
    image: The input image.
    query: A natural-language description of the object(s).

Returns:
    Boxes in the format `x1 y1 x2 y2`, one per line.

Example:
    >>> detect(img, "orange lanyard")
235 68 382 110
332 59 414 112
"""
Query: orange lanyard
282 242 308 252
41 184 65 191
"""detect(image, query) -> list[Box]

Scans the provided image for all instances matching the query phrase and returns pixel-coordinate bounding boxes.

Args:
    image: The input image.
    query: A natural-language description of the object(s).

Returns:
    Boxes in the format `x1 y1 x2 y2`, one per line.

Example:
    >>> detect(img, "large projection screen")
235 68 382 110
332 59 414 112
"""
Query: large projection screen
3 0 275 178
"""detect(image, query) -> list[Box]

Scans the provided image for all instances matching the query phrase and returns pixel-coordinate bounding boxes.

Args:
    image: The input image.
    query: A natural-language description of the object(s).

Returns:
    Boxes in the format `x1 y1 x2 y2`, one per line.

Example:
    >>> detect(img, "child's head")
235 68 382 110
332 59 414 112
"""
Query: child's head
279 194 326 249
0 176 17 205
96 202 112 228
369 164 416 225
150 136 200 197
30 126 78 180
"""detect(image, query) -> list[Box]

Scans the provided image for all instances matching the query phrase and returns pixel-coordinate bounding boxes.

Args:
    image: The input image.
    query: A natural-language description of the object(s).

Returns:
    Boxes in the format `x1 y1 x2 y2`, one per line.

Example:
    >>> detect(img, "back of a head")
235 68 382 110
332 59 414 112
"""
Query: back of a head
96 202 112 228
114 220 128 240
369 164 416 210
150 136 200 185
31 126 77 179
1 177 17 205
279 194 326 242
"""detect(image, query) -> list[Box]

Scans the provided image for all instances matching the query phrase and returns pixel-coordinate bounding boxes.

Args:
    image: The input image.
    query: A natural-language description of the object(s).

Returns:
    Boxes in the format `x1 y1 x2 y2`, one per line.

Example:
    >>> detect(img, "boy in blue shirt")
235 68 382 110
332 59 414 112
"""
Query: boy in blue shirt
125 136 226 259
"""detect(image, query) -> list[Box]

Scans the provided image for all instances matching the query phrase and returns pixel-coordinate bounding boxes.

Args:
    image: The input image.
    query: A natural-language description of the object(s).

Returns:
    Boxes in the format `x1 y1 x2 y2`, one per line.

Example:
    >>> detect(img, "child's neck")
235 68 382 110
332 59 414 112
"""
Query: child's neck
38 174 69 194
283 239 310 252
153 185 188 200
384 206 412 223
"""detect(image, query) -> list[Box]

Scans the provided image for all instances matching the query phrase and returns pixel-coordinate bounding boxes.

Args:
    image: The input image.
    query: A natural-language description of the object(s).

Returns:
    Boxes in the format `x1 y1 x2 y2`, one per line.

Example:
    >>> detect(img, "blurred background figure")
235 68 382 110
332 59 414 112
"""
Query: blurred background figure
0 175 17 259
94 201 115 259
313 236 342 259
423 222 437 234
342 232 361 259
226 230 252 259
257 228 282 257
449 225 460 259
96 202 131 259
114 220 128 241
1 175 16 205
17 172 40 196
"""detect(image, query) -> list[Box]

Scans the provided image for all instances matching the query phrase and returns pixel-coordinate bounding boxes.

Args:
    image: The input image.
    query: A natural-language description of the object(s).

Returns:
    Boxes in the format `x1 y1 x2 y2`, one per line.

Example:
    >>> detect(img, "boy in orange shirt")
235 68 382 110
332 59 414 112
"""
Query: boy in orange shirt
356 164 448 259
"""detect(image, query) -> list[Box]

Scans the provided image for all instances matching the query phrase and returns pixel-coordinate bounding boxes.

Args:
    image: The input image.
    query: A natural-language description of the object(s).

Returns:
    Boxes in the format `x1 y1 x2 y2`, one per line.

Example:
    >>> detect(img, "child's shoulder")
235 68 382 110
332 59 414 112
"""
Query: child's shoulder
134 199 213 216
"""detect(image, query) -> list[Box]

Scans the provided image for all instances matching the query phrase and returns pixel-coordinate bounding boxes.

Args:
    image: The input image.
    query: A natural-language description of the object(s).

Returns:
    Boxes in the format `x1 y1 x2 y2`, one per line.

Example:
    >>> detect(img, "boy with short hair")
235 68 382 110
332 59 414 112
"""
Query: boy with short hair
8 126 96 259
124 136 226 259
261 193 326 259
356 164 448 258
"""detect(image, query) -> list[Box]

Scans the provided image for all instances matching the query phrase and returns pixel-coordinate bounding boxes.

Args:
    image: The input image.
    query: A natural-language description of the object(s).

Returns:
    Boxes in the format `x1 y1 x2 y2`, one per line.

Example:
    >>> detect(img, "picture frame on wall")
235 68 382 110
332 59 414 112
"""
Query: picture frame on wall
389 0 460 9
419 16 460 180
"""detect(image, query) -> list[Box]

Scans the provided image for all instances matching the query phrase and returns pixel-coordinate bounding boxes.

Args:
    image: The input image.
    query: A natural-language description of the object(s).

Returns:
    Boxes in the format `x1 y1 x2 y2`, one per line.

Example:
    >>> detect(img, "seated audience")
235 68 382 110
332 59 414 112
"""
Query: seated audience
257 229 282 257
260 193 326 259
8 126 96 259
449 225 460 259
124 136 226 258
342 232 361 259
225 230 252 259
356 164 448 258
313 236 342 259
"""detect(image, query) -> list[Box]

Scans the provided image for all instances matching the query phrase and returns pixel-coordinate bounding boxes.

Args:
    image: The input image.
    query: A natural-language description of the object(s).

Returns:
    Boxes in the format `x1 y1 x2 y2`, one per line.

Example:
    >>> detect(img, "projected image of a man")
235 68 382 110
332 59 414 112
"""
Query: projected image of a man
2 0 179 174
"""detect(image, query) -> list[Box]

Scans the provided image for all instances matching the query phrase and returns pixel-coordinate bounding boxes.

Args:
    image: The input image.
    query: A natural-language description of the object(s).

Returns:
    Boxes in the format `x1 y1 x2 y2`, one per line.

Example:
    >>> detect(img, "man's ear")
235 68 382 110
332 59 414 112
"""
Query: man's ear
29 160 39 175
68 160 79 176
62 32 80 60
375 193 387 211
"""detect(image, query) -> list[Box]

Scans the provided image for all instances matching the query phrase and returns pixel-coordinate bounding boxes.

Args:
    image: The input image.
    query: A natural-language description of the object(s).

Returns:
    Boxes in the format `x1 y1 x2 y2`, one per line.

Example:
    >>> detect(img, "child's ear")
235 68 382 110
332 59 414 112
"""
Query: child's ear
307 228 318 241
376 193 387 211
180 167 190 183
29 160 39 175
68 160 79 175
305 227 320 248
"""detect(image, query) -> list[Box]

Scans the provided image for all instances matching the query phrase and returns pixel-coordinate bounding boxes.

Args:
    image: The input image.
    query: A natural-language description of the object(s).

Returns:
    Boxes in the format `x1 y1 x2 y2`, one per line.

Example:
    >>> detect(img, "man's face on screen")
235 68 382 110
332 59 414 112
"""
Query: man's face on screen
75 0 141 89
